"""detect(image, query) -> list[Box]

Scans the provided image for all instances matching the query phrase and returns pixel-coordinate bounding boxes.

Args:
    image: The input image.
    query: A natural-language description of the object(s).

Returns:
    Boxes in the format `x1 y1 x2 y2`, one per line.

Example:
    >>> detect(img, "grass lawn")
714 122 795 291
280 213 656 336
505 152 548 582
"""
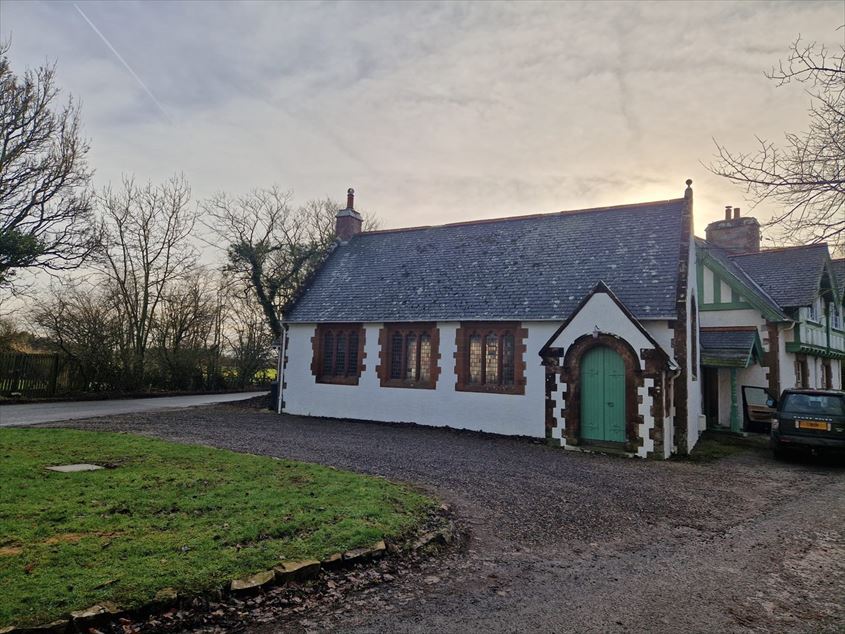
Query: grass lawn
0 428 434 627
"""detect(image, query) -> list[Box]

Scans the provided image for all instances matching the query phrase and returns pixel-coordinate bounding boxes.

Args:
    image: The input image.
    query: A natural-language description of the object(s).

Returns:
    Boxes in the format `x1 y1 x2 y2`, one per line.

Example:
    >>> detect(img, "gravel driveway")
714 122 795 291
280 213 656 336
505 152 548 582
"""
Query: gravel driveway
47 405 845 633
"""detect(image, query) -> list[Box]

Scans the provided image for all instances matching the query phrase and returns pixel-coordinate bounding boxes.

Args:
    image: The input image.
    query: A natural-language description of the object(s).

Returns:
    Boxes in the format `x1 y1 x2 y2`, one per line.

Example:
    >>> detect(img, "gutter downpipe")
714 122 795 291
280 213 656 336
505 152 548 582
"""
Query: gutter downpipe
276 323 288 415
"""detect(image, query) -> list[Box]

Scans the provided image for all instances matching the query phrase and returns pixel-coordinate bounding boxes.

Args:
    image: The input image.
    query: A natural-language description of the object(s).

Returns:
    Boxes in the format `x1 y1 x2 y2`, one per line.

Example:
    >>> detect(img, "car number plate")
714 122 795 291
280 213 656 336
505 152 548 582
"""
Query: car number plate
797 420 830 431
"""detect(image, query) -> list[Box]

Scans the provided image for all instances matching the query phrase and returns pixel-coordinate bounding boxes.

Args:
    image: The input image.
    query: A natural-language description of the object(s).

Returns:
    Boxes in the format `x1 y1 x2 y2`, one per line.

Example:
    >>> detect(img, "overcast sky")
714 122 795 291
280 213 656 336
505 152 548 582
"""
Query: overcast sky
2 0 843 239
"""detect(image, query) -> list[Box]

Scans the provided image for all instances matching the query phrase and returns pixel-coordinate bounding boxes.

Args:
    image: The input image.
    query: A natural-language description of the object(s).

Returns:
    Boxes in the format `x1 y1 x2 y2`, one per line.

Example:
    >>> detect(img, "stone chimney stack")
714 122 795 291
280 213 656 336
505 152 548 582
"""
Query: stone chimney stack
335 187 363 243
705 205 760 254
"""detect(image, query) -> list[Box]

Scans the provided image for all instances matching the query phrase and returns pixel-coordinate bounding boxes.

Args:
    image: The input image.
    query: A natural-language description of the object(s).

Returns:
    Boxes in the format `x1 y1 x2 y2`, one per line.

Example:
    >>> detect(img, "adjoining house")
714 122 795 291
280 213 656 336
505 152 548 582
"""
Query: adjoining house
279 183 702 458
696 207 845 432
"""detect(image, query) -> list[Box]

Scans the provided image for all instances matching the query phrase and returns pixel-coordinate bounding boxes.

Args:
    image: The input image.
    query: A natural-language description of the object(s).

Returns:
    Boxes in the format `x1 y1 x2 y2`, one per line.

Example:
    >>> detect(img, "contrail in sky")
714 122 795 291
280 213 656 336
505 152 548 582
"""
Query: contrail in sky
73 2 172 122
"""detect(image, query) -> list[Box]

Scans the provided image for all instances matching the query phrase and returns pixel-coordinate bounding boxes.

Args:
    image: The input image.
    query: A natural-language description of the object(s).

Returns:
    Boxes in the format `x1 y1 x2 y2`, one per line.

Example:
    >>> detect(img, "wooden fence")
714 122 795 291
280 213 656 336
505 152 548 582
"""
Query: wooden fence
0 353 77 397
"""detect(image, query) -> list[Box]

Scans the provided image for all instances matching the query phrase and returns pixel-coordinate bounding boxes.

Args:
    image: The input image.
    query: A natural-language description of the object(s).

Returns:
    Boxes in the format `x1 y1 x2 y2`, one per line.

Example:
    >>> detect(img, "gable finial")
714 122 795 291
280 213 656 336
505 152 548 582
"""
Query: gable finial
685 179 693 199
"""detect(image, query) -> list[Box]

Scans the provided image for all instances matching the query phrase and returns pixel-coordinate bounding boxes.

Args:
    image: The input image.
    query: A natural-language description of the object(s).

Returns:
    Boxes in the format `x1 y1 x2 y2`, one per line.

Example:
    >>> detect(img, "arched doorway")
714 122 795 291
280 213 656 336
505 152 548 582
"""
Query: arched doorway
580 346 626 443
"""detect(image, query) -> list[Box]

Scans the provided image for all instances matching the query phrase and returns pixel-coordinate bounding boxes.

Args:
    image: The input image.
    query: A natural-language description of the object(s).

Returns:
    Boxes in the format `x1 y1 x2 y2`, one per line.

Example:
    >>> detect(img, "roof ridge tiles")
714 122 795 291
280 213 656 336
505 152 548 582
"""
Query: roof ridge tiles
730 243 829 258
358 197 685 237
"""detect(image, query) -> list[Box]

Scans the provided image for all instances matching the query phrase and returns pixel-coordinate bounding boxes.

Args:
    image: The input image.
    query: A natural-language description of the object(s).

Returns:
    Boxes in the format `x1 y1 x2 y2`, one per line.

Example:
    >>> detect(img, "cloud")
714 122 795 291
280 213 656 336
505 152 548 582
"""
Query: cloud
0 0 841 242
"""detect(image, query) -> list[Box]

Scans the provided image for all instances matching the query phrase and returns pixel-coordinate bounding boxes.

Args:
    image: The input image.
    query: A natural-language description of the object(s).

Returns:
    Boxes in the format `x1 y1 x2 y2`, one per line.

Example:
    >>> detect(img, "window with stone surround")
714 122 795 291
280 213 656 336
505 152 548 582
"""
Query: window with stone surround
455 323 526 394
378 323 439 388
312 324 364 384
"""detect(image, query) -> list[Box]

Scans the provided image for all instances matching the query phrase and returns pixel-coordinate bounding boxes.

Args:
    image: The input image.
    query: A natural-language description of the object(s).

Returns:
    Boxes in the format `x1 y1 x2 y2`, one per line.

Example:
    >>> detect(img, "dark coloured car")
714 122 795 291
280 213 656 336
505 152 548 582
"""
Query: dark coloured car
770 389 845 458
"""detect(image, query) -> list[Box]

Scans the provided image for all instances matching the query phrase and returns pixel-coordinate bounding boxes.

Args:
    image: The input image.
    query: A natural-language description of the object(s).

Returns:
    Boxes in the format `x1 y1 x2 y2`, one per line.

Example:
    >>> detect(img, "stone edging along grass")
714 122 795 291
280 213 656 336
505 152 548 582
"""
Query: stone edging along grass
0 516 459 634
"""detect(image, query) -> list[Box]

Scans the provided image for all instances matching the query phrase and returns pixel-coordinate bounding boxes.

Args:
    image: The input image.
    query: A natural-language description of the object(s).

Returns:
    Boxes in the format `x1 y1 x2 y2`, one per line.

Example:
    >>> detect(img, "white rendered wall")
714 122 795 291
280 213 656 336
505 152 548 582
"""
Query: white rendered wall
283 321 557 437
700 308 765 331
702 267 714 304
545 293 665 367
780 327 798 389
805 357 814 387
643 321 675 357
685 236 703 452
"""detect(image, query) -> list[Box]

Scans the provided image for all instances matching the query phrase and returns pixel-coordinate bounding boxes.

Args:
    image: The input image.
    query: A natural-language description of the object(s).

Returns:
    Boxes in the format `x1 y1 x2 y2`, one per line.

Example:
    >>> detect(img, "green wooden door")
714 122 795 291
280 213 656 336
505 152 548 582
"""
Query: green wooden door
580 346 626 443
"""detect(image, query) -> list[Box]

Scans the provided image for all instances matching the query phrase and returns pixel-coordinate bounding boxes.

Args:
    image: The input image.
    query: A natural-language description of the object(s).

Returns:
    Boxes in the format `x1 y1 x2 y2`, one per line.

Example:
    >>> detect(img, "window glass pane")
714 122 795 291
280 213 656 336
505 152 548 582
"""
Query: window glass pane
390 331 403 379
335 333 346 375
322 332 334 376
347 331 359 376
502 334 515 385
405 333 418 380
468 334 482 384
485 333 499 384
419 334 431 382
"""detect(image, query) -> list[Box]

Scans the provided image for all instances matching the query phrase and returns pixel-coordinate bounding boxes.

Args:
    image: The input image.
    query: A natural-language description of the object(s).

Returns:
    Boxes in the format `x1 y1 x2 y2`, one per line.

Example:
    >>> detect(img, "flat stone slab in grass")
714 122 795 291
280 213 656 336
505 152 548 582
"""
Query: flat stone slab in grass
343 540 387 563
274 559 321 582
46 464 103 473
231 569 275 592
70 602 119 619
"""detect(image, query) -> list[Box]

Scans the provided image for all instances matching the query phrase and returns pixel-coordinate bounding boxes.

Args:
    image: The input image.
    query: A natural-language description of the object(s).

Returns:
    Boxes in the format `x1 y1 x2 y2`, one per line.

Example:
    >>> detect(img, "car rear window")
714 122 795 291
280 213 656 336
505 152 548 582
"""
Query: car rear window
782 393 845 416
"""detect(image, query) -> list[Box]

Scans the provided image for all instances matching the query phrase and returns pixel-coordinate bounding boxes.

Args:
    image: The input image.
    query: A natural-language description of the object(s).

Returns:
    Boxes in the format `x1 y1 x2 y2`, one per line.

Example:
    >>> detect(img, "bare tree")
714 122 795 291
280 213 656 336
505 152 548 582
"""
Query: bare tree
153 273 217 390
203 191 376 339
96 175 197 387
0 316 33 352
709 34 845 253
225 289 274 388
31 282 125 391
0 42 94 288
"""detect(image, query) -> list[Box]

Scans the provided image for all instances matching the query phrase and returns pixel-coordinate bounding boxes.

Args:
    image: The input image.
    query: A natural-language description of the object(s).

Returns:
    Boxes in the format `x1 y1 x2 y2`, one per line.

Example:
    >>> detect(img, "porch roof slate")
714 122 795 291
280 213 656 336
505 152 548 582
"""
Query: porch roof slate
285 198 687 323
700 328 762 368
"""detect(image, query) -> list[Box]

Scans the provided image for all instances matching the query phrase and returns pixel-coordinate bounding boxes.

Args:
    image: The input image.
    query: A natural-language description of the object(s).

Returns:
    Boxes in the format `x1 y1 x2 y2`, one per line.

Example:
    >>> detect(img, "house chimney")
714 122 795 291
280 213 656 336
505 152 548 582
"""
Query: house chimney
335 187 363 243
705 204 760 254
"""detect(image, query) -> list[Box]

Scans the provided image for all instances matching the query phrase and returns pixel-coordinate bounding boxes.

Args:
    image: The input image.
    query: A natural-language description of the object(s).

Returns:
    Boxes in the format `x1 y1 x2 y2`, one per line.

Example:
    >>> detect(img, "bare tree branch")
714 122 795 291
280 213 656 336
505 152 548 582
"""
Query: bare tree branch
202 191 378 339
0 41 94 288
709 33 845 255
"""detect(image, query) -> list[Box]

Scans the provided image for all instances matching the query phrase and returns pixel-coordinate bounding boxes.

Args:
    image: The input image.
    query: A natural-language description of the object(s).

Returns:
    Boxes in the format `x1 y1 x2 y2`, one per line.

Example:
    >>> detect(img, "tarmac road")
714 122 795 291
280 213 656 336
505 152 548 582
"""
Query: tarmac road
0 391 268 426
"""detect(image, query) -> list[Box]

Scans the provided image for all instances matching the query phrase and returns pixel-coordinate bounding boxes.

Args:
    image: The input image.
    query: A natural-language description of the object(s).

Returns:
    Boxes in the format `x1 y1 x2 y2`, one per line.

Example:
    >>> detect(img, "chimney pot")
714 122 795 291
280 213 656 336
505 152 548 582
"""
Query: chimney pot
706 207 760 254
335 187 362 243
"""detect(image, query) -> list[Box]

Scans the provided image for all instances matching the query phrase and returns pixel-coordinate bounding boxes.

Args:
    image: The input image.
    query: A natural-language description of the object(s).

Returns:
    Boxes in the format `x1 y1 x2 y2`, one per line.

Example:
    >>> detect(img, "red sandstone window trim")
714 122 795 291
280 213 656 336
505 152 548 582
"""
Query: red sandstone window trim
312 324 365 385
454 322 527 395
377 323 440 389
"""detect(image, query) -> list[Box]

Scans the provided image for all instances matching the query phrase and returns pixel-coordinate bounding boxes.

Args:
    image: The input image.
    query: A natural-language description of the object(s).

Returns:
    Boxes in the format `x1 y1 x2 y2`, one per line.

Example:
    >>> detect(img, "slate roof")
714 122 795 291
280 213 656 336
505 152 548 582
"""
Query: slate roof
730 244 830 308
700 328 761 368
285 199 687 323
695 238 786 319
